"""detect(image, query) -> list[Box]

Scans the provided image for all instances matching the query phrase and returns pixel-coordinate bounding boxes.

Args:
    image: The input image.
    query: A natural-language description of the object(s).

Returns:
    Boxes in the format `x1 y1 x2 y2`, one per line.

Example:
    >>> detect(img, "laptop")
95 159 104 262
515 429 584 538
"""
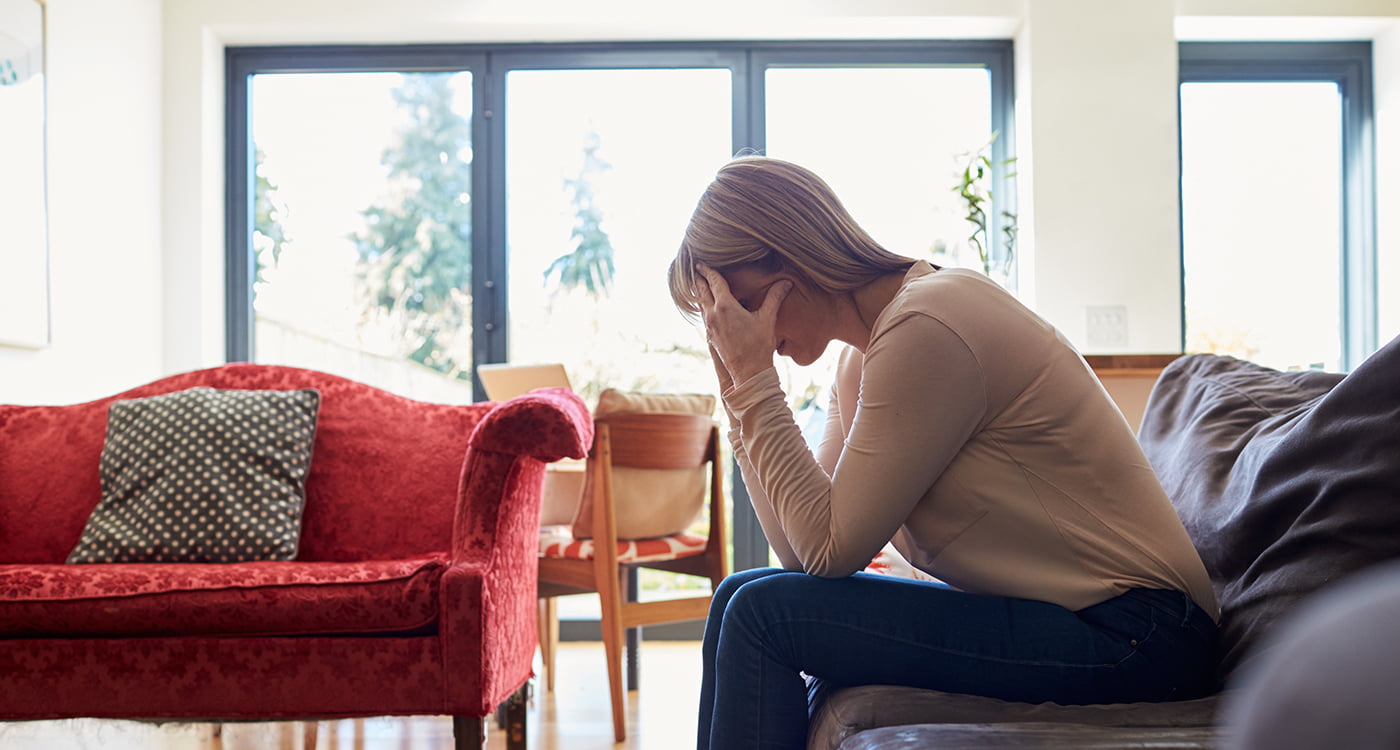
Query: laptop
476 362 574 402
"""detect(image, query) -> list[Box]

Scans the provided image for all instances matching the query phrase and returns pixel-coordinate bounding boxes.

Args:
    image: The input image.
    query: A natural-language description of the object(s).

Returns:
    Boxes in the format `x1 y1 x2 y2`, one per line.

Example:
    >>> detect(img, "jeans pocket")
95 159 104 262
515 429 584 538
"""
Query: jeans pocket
1119 603 1217 700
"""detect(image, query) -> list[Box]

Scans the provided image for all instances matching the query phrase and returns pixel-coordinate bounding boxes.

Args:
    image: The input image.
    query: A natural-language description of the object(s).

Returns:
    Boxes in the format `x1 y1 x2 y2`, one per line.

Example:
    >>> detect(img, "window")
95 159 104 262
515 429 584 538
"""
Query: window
227 41 1014 593
1179 42 1376 371
245 69 478 401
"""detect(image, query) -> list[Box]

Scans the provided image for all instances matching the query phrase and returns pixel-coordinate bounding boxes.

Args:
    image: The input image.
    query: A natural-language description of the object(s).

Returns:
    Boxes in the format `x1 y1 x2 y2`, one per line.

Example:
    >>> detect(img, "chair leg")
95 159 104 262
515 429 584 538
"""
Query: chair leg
626 566 641 691
537 596 558 692
598 566 628 742
302 721 319 750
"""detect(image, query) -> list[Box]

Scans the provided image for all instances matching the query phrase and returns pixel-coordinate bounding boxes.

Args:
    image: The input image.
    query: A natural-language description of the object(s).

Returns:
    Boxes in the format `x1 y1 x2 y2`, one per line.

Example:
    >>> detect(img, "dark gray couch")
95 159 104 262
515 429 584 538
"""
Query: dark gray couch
807 335 1400 750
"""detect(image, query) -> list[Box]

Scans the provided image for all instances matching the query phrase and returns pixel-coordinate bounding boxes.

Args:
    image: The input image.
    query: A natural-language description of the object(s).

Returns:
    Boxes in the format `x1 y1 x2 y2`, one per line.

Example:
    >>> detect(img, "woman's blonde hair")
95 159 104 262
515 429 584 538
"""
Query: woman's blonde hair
668 156 915 320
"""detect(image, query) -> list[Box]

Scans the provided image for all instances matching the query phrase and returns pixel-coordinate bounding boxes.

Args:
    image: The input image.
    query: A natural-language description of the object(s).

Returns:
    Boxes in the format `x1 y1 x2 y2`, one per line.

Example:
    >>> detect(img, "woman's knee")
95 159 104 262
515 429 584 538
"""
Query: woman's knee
717 570 816 628
714 567 787 607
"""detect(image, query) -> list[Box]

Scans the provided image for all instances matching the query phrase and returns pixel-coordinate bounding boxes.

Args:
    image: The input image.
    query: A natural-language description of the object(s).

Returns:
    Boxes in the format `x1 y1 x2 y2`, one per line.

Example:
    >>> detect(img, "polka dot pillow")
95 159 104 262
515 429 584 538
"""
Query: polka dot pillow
66 387 321 564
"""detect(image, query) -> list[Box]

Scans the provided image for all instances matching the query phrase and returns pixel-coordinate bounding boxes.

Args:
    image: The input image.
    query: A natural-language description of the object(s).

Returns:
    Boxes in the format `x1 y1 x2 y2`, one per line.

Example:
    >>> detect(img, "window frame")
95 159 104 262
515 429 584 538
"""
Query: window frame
1177 41 1377 369
225 39 1014 575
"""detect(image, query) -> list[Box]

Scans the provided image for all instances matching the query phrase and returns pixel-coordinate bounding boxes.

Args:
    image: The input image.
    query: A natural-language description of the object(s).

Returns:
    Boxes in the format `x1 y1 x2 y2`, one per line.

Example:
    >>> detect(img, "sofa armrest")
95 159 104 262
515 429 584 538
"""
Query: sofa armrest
452 386 590 564
467 387 593 463
440 388 592 714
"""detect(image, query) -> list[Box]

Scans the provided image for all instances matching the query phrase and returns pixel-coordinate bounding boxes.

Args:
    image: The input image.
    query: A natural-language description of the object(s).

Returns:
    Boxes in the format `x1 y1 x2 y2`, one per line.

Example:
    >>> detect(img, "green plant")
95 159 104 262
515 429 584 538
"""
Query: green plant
954 135 1018 279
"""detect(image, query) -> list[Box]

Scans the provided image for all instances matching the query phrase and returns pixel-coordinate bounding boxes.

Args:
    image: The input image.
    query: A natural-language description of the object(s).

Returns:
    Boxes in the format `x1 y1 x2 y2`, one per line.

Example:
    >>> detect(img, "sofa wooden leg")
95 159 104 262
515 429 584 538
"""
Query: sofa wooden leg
503 682 530 750
453 715 485 750
452 683 528 750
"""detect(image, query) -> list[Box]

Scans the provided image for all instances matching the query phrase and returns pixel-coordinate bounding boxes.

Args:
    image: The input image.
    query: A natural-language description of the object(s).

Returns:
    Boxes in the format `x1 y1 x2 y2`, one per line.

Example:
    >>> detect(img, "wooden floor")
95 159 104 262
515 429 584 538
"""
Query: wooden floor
0 642 703 750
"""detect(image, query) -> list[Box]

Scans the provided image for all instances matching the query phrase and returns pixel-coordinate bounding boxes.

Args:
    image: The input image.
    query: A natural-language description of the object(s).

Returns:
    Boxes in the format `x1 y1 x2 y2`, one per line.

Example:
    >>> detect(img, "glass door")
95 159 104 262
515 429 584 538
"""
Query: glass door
505 67 733 402
249 70 478 401
504 65 734 621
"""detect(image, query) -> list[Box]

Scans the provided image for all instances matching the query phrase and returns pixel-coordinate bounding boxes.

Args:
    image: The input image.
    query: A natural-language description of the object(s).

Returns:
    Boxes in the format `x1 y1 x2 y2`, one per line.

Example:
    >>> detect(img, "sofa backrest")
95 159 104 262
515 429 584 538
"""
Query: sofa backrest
1137 335 1400 679
0 364 491 563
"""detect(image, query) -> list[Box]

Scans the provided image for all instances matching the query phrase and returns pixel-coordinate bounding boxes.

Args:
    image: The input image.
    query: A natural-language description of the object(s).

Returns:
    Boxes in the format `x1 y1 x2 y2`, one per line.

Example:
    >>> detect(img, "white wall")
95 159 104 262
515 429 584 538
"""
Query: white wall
5 0 1399 404
0 0 164 405
1015 0 1183 351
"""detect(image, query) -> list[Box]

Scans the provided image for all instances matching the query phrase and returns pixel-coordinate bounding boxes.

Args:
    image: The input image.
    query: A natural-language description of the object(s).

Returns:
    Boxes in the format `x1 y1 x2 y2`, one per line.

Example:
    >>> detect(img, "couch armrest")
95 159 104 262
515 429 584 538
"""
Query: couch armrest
452 387 590 564
467 387 593 462
440 388 592 714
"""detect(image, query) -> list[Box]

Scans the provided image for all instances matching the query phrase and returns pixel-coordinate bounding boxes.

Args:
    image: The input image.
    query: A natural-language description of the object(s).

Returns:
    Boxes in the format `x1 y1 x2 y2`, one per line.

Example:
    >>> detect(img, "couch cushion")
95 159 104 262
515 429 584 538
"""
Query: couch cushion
1137 334 1400 678
0 555 446 636
808 683 1221 750
67 387 321 564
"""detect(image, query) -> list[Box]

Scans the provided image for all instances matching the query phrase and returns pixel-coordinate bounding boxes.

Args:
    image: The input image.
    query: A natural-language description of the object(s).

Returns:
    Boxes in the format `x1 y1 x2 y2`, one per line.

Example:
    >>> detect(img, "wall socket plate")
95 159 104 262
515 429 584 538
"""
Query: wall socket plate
1086 305 1128 348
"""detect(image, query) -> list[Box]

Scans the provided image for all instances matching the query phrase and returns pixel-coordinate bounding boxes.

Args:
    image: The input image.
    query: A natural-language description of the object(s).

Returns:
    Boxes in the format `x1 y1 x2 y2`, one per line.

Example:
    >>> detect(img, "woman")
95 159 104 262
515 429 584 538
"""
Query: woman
667 156 1220 750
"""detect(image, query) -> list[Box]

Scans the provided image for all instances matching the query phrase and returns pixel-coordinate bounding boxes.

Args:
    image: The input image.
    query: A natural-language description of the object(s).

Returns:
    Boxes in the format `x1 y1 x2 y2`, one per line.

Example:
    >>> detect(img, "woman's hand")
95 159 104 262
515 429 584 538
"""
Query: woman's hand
695 264 791 386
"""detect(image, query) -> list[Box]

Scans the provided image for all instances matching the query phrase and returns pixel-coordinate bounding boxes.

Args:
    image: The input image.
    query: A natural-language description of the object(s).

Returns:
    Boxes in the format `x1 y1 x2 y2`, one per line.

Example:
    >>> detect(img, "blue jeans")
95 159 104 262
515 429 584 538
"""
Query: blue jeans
698 568 1218 750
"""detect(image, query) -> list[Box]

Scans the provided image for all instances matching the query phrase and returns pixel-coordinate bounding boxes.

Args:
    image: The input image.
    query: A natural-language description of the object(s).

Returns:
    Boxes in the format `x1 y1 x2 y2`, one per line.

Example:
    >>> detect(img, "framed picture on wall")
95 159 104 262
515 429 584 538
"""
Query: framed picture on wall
0 0 48 349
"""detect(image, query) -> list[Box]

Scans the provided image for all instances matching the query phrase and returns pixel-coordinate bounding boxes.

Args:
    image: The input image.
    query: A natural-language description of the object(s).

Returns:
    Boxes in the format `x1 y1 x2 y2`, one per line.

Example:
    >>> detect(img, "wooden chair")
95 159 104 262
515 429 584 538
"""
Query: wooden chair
537 412 728 742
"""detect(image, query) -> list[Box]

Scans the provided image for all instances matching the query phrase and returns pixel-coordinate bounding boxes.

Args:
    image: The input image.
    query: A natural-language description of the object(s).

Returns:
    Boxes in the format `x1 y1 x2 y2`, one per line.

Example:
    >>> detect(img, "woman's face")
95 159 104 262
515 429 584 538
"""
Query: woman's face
720 265 835 367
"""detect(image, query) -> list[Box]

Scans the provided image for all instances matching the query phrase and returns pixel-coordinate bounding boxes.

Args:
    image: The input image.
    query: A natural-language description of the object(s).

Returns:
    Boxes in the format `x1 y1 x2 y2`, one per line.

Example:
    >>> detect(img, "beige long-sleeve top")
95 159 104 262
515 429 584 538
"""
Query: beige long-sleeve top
725 262 1219 618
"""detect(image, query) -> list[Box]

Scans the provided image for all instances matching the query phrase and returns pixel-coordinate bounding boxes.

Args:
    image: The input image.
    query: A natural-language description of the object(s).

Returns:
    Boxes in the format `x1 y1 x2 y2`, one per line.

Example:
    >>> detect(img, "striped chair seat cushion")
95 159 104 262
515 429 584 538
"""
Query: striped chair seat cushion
539 526 707 563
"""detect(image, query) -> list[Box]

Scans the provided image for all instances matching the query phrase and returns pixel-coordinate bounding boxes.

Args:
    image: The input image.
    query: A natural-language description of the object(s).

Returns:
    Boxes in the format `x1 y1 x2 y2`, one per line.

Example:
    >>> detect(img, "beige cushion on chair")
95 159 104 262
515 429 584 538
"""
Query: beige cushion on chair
540 460 586 526
569 389 717 540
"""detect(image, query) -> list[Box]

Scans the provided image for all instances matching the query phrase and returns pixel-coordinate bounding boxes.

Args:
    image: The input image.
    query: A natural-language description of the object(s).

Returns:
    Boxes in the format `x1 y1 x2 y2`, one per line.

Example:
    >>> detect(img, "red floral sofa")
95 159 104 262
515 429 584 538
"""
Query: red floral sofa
0 363 592 750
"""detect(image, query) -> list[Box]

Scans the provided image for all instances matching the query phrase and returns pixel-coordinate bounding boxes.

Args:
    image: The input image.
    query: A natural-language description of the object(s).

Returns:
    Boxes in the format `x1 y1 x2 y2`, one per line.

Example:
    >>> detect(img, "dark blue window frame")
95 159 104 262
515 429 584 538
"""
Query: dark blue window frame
1178 41 1377 368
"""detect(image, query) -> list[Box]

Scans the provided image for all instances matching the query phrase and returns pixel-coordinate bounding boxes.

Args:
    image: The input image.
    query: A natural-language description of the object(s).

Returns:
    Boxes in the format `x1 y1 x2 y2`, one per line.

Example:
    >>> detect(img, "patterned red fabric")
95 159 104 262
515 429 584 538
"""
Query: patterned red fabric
0 556 446 637
0 364 594 723
0 636 445 719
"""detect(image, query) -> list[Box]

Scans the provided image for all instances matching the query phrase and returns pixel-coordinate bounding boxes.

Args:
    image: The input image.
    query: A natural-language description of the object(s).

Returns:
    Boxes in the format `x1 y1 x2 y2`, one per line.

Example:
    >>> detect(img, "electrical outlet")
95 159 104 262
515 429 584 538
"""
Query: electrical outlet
1086 305 1128 348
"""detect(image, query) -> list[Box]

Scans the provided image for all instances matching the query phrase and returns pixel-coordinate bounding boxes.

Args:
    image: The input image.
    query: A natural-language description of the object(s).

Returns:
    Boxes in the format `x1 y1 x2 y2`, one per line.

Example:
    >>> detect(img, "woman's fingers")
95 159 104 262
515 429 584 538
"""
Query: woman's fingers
696 273 714 308
757 280 792 321
696 263 726 292
695 264 734 310
694 263 791 385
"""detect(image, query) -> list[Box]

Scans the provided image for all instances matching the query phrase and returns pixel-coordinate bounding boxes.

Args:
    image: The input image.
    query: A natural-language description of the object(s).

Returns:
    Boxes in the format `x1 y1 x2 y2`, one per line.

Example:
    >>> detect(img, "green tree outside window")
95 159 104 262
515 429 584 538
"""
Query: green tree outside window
352 73 474 379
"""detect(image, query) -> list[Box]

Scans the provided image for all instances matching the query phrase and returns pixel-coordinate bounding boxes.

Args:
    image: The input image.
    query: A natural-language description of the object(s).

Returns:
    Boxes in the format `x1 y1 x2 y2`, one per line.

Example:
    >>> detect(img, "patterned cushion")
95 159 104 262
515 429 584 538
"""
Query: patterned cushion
539 525 707 563
67 387 321 564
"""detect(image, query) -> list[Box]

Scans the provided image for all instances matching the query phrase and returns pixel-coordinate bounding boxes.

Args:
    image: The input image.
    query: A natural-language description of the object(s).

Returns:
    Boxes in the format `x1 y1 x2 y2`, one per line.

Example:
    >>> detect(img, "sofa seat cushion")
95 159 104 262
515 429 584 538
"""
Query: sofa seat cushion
836 722 1219 750
808 684 1221 750
0 555 447 637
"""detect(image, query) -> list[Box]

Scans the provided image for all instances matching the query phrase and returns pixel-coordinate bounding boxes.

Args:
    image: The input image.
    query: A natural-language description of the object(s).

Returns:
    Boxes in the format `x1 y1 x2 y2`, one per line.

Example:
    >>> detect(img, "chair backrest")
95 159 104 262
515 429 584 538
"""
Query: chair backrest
595 412 717 471
586 412 723 552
